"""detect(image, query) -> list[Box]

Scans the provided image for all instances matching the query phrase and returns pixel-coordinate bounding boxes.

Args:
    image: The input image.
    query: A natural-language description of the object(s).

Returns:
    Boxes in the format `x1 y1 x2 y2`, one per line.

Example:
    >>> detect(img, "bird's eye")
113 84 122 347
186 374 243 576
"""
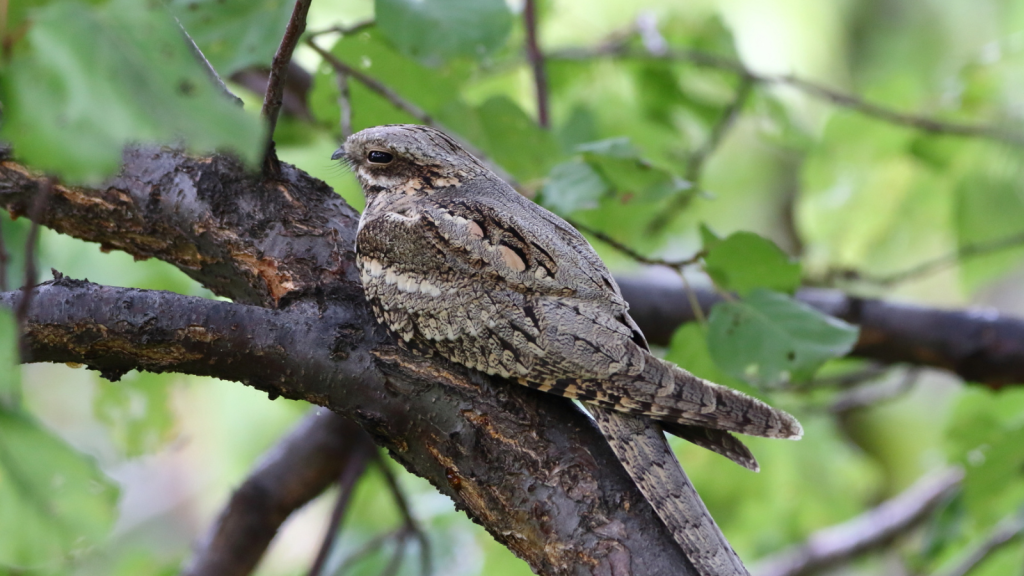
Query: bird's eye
367 150 394 164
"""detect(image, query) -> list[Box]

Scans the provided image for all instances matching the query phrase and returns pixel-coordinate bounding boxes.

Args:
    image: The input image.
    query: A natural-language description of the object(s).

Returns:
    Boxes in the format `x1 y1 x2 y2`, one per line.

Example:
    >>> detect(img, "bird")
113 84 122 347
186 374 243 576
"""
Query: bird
335 124 802 576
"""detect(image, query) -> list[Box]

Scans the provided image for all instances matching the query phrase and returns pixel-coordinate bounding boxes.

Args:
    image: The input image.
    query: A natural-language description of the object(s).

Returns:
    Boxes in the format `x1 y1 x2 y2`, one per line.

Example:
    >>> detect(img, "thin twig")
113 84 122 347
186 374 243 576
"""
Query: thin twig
0 218 9 292
15 179 50 356
177 18 242 107
933 507 1024 576
308 441 374 576
261 0 313 177
828 368 920 413
336 72 353 140
755 468 965 576
523 0 549 128
677 270 707 325
826 231 1024 287
307 39 518 186
335 529 404 575
376 455 432 576
549 43 1024 148
306 20 374 40
566 218 705 269
650 73 756 232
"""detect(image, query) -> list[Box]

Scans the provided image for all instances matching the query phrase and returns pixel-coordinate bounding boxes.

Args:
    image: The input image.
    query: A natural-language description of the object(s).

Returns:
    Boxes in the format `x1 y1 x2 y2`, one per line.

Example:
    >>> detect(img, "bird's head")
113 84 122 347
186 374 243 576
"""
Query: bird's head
334 124 487 202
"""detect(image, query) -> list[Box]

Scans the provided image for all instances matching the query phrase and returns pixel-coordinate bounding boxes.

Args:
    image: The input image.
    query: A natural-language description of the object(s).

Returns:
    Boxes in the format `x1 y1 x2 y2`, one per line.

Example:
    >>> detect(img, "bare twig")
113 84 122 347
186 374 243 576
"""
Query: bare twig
0 218 8 292
825 231 1024 287
15 179 49 352
307 40 435 125
549 43 1024 148
567 218 705 269
305 20 374 40
261 0 313 177
933 507 1024 576
183 412 375 576
754 468 964 576
307 39 518 186
376 455 432 576
828 367 920 413
650 74 756 232
177 18 243 107
523 0 549 128
308 440 374 576
336 71 353 140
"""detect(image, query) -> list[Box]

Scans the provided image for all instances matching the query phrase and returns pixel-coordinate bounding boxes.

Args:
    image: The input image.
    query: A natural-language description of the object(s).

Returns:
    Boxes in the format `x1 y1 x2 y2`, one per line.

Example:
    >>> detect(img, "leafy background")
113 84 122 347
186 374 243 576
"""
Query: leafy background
2 0 1024 574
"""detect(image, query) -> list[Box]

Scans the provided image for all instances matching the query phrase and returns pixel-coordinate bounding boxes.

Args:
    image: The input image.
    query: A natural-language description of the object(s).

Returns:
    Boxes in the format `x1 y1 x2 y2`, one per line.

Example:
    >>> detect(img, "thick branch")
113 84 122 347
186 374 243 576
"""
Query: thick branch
4 278 694 575
617 277 1024 387
183 411 374 576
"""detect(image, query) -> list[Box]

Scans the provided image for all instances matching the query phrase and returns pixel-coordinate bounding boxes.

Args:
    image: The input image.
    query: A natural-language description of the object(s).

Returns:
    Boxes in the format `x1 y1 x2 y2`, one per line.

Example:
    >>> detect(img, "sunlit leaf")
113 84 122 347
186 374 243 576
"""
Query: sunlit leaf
707 290 859 386
375 0 513 65
0 410 118 568
703 231 801 295
0 0 264 183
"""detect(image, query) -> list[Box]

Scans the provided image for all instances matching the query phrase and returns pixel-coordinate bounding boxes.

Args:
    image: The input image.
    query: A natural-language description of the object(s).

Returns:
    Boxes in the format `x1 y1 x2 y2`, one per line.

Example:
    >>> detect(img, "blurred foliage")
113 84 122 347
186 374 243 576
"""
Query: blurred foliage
3 0 1024 575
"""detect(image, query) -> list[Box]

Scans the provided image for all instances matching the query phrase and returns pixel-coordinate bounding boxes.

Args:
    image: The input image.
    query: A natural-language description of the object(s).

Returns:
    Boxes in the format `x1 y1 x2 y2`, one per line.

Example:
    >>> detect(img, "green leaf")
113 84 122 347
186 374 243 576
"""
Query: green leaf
0 0 264 183
704 231 802 295
0 410 118 568
707 289 860 386
539 160 609 215
311 28 473 131
665 323 757 397
169 0 296 76
953 145 1024 292
575 137 642 159
456 95 565 181
375 0 513 65
699 223 722 249
945 388 1024 525
576 137 690 203
94 372 176 457
0 309 20 409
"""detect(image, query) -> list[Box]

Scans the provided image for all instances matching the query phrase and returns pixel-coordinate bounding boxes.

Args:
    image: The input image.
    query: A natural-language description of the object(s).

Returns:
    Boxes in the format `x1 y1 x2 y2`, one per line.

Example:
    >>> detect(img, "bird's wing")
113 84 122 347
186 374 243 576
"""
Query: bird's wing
357 185 801 440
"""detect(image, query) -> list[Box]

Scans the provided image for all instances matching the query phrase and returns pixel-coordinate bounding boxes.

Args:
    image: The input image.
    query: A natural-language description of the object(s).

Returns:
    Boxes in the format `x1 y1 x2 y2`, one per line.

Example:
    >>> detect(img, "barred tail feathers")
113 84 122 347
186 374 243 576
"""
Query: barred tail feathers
589 407 750 576
660 422 759 472
658 359 803 440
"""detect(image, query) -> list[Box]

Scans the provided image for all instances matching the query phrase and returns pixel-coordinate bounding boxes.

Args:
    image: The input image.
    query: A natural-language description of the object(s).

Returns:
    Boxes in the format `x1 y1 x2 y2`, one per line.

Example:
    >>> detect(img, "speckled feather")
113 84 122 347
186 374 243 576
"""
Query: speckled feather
341 124 801 575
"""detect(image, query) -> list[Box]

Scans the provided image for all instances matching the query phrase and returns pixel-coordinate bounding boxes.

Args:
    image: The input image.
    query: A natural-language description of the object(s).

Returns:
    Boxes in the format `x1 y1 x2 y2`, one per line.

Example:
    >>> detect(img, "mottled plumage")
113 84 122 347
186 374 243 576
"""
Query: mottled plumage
338 124 802 576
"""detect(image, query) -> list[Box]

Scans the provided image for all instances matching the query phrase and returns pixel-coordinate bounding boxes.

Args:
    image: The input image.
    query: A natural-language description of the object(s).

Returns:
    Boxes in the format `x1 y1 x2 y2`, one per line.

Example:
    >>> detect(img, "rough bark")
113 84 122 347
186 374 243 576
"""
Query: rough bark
617 278 1024 387
0 152 693 575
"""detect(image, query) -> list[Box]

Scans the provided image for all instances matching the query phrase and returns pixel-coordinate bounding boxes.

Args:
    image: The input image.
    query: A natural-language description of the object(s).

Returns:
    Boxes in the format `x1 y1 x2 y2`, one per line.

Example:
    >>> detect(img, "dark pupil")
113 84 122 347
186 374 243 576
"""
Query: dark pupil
368 150 394 164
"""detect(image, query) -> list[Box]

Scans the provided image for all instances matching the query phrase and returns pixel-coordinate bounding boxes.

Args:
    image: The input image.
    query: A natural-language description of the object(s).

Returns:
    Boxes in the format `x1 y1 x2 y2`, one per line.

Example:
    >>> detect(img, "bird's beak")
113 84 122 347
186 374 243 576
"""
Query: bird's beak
330 148 346 161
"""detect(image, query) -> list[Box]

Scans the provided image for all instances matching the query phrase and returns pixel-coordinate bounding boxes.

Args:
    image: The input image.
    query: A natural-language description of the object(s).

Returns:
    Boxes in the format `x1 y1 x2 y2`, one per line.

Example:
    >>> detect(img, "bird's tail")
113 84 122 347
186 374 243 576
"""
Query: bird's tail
589 406 751 576
564 355 802 440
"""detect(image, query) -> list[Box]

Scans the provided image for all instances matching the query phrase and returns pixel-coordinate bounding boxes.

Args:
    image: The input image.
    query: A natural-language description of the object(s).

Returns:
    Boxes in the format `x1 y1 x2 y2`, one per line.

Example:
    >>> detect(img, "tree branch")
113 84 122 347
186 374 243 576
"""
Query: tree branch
523 0 549 128
616 277 1024 387
933 507 1024 576
754 468 964 576
549 42 1024 148
182 411 374 576
262 0 314 177
649 74 755 232
0 255 693 573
